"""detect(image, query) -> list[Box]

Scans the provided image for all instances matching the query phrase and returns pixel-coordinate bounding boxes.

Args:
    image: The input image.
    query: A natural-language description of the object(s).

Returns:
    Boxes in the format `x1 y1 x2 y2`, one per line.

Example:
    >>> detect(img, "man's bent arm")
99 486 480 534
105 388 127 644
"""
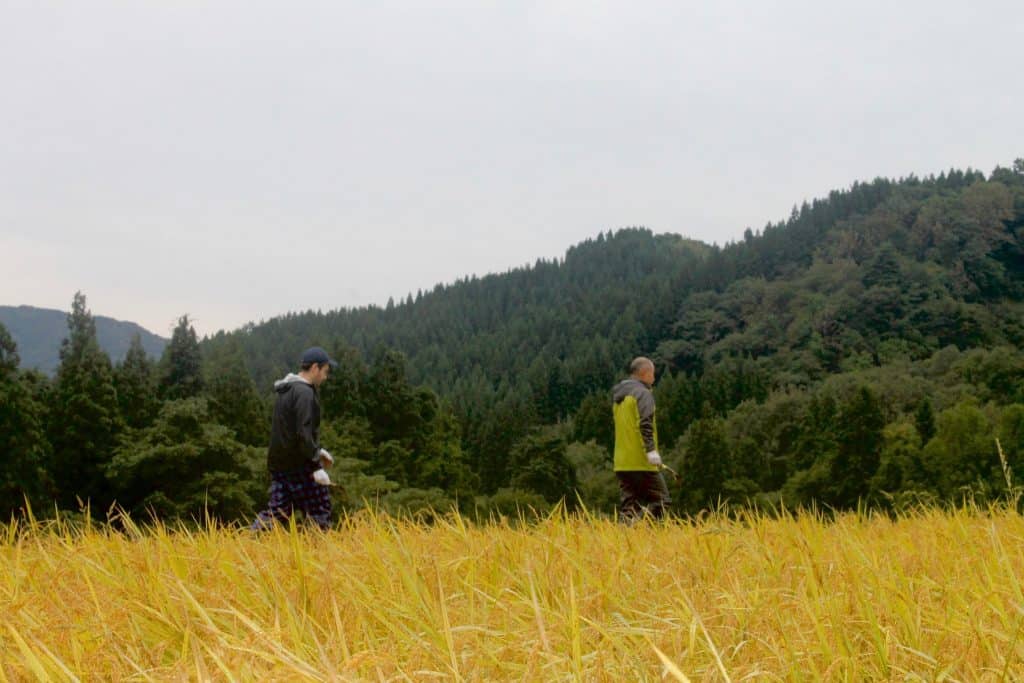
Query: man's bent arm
637 389 656 453
295 391 321 460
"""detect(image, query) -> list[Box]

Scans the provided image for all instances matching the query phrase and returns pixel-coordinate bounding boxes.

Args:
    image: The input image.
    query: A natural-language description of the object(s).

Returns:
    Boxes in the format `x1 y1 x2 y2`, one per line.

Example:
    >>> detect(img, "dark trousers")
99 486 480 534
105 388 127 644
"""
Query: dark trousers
251 461 332 531
617 471 671 522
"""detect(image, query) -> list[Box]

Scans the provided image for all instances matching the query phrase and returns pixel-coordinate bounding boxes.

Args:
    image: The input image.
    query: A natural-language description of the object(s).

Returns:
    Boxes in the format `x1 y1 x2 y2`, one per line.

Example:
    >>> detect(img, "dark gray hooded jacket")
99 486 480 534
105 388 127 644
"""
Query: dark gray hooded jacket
267 373 322 472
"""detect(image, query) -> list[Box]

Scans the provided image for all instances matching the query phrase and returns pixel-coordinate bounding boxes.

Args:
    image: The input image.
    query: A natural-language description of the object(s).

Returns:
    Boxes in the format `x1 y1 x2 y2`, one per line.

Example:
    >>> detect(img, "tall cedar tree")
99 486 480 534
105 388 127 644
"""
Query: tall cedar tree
49 292 124 512
830 386 886 507
203 337 267 447
114 334 160 430
678 412 730 512
160 315 203 400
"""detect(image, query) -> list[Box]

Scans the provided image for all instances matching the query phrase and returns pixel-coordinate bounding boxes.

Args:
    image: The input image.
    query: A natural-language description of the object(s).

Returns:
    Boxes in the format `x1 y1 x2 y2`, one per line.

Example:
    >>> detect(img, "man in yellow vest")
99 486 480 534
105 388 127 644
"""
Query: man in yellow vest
612 356 671 521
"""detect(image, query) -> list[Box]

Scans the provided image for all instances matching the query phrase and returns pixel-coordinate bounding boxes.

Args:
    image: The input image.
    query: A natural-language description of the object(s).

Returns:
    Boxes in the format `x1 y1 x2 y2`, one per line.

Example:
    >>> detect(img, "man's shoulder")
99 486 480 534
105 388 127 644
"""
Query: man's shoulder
276 380 316 402
612 378 653 406
618 378 651 395
292 381 317 400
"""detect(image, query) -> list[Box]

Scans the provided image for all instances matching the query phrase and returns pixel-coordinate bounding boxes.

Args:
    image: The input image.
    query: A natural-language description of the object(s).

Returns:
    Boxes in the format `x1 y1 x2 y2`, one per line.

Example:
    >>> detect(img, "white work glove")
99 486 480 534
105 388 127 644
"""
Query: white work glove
318 448 334 467
312 468 332 486
646 450 663 467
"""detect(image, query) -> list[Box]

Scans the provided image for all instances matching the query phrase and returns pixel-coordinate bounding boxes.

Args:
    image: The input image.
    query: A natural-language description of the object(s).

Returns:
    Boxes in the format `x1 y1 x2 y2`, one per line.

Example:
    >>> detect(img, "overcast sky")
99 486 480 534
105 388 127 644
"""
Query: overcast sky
2 1 1021 337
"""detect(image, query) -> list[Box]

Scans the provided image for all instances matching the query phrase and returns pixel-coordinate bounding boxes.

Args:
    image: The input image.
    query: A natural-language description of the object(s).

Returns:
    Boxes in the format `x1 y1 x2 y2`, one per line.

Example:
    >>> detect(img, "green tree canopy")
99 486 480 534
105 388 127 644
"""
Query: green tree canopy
106 398 263 522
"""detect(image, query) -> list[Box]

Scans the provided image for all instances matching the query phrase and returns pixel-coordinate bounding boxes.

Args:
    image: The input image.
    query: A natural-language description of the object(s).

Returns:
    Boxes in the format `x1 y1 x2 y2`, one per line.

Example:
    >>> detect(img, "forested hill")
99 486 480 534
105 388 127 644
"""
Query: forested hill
656 168 1024 381
208 231 710 394
203 161 1024 507
205 169 910 397
208 163 1023 404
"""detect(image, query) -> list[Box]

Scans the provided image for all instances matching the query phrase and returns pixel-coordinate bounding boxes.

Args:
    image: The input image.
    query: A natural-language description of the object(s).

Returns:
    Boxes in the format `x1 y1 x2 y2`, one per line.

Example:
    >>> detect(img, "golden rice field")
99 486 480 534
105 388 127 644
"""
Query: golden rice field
3 506 1024 681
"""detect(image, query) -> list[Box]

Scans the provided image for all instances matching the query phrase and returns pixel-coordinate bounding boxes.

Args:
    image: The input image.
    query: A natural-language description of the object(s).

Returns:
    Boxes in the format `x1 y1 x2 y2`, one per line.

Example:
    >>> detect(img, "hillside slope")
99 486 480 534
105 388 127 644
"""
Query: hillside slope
0 305 167 374
204 162 1024 504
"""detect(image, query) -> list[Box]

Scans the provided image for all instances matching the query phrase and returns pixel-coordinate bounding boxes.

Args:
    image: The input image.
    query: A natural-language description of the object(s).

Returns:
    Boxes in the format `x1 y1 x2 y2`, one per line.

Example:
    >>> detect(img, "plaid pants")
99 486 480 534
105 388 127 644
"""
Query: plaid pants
251 461 332 531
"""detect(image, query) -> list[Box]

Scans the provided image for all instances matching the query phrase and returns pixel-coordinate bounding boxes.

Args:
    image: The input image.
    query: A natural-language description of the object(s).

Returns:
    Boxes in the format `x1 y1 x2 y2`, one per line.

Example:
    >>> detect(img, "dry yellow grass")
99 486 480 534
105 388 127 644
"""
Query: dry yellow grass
2 506 1024 681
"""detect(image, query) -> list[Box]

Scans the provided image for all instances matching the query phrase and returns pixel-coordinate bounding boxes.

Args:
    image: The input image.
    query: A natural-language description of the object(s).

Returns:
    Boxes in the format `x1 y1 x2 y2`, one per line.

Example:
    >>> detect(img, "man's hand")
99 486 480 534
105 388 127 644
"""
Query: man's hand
313 468 331 486
646 450 663 467
318 448 334 468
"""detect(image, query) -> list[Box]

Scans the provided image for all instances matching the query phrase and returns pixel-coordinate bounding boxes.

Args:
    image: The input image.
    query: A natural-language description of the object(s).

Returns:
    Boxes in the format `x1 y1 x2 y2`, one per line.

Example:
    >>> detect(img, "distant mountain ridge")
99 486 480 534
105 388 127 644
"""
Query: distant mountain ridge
0 305 167 374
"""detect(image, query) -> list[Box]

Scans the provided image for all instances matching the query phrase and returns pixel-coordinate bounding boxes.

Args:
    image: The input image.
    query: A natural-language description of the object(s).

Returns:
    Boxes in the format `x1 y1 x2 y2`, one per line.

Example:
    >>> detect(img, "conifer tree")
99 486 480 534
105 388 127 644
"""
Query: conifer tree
830 386 885 507
571 391 614 454
508 427 577 506
160 315 203 400
366 348 416 443
678 412 730 511
0 324 16 373
914 398 937 445
106 397 263 522
49 292 123 512
114 334 160 430
203 337 267 447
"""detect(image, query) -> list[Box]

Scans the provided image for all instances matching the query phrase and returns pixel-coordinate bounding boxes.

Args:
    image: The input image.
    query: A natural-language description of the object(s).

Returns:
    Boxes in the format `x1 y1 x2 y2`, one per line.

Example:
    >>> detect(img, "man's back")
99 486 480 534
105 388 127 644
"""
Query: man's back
268 373 320 472
612 377 658 472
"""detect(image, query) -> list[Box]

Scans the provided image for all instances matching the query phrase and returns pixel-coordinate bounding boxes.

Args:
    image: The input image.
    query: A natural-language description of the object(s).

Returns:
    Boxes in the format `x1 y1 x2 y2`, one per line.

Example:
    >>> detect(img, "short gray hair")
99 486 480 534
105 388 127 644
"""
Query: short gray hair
629 356 654 375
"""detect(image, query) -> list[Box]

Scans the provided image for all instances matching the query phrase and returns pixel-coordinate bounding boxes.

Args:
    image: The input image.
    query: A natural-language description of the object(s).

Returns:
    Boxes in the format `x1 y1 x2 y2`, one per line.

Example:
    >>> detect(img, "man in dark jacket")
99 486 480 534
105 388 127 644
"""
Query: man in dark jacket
251 346 338 530
612 356 671 522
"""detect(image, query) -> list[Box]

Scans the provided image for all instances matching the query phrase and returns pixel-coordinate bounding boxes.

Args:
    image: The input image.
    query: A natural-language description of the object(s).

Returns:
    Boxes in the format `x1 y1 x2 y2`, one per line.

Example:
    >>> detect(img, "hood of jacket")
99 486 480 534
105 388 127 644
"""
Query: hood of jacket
273 373 312 393
612 377 649 403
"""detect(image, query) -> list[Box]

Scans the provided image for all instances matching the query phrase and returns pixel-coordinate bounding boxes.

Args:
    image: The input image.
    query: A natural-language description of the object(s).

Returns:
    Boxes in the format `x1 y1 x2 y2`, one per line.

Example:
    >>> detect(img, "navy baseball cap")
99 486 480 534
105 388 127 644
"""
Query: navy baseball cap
301 346 338 369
